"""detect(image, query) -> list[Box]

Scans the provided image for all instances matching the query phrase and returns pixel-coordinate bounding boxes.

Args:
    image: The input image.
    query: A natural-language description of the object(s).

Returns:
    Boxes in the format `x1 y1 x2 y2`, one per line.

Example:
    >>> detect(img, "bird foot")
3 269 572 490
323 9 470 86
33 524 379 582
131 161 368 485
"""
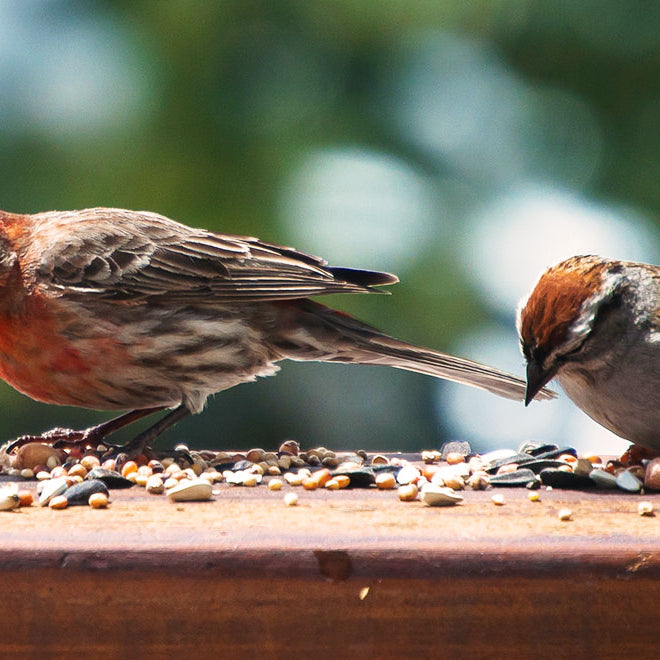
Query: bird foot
7 427 102 454
7 406 191 463
101 405 192 463
100 439 192 465
620 444 660 466
100 437 153 462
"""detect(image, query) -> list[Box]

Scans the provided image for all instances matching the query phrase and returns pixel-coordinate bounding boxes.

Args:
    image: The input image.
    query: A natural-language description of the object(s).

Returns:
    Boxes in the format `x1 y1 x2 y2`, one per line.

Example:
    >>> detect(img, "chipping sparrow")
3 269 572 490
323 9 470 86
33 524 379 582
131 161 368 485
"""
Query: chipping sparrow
518 255 660 450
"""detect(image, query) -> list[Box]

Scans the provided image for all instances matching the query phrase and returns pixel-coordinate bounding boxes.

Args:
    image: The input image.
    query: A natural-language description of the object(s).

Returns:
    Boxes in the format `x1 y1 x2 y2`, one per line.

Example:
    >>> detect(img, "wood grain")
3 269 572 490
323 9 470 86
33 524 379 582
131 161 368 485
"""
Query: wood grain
1 474 659 658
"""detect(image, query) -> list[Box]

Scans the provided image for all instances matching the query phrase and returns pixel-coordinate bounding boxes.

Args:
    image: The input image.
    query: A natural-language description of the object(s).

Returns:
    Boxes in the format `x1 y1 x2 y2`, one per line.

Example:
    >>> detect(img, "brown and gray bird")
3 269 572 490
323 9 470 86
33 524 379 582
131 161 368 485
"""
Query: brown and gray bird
0 207 552 457
518 254 660 451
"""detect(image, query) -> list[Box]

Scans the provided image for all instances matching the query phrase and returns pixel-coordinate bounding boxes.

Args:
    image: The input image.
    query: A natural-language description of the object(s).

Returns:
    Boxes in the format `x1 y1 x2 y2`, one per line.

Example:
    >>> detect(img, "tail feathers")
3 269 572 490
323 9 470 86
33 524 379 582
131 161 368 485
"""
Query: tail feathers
279 301 555 403
327 267 399 289
330 337 546 402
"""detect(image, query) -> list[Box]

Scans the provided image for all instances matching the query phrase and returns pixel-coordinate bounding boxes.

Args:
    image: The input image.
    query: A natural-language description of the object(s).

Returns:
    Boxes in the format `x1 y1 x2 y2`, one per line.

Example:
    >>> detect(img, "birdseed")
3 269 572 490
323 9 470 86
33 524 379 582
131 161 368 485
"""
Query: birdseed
283 492 299 506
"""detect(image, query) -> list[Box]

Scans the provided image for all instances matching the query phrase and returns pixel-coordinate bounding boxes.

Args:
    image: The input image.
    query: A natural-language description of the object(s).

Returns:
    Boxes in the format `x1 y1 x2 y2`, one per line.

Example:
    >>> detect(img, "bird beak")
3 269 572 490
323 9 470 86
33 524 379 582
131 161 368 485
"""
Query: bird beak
525 360 555 406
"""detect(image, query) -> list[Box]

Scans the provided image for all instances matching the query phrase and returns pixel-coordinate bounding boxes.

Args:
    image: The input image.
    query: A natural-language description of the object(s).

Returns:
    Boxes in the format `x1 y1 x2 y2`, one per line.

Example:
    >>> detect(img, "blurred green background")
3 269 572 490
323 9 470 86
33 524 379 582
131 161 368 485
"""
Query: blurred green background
0 0 659 453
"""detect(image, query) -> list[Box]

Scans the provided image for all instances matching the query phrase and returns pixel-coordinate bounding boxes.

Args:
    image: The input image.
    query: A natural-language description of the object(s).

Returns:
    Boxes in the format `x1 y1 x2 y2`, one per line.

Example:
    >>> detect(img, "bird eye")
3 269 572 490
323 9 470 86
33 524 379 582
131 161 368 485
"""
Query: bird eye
555 339 587 365
556 292 623 365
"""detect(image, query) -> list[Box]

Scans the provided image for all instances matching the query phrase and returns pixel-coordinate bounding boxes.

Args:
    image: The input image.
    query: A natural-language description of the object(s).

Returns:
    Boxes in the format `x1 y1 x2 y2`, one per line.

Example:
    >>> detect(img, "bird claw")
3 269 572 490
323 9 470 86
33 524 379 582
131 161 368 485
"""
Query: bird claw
7 407 191 462
6 436 40 454
157 447 194 467
100 439 152 463
7 428 86 453
52 429 104 450
100 441 192 466
620 444 660 465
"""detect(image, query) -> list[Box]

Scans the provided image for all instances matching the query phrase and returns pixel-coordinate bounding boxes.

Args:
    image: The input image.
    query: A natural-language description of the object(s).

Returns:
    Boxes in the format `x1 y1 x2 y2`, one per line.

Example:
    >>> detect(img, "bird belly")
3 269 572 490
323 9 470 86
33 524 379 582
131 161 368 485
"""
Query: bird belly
0 298 280 411
558 346 660 448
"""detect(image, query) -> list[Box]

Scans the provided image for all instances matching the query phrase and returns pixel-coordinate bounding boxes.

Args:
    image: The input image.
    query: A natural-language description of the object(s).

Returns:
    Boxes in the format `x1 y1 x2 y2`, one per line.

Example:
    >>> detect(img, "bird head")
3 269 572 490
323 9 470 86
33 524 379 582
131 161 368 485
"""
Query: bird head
517 255 628 405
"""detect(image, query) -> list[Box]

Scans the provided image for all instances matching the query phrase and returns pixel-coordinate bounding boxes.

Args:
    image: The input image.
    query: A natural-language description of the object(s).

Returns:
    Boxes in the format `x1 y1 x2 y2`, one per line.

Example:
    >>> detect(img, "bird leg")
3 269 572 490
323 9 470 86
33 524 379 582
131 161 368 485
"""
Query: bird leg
101 404 192 460
6 406 166 454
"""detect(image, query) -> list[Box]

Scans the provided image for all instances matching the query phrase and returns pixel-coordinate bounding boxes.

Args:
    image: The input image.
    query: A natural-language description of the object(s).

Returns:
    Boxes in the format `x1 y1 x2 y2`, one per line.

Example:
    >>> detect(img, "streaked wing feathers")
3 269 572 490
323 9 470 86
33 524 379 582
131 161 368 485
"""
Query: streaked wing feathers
33 208 397 303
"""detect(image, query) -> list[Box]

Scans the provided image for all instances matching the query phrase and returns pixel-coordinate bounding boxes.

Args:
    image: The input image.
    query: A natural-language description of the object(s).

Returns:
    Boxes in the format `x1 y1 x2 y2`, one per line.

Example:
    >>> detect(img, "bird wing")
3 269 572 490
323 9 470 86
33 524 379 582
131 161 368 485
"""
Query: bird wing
33 208 398 303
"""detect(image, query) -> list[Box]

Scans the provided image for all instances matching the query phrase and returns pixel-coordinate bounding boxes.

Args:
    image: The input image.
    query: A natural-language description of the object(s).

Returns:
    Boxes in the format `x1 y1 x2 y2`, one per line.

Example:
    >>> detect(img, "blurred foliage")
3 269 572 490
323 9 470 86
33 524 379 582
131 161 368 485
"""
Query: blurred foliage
0 0 658 451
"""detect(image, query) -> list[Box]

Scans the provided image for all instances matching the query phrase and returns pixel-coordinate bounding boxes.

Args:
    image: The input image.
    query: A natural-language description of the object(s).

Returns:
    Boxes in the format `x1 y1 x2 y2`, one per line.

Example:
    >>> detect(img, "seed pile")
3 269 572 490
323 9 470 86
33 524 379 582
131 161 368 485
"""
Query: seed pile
0 438 658 513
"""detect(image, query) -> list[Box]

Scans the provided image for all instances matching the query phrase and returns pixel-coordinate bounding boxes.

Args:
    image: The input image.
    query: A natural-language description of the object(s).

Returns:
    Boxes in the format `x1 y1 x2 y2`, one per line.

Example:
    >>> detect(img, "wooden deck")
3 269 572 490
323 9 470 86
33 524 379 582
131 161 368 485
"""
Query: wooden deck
2 470 659 659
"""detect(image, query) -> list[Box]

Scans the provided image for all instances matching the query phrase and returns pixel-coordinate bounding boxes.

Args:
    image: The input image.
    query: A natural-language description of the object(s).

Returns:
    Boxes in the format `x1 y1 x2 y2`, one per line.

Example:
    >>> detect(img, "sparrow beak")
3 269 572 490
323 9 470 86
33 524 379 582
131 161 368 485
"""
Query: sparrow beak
524 360 555 406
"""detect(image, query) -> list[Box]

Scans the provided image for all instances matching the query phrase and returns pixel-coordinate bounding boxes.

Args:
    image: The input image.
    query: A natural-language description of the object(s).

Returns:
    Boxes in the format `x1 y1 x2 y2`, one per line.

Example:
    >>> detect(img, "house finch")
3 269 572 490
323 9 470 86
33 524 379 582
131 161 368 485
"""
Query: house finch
0 207 552 457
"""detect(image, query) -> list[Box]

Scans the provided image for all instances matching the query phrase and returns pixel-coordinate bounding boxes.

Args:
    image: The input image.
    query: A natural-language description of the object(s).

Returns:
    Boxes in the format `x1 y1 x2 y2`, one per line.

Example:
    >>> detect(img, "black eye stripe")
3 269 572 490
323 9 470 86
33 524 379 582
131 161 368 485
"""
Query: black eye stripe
520 341 531 361
531 346 548 365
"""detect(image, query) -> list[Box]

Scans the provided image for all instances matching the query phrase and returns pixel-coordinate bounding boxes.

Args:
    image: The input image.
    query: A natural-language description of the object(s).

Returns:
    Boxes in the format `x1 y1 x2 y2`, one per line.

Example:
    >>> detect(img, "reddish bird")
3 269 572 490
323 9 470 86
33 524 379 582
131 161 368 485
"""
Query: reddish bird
0 208 552 457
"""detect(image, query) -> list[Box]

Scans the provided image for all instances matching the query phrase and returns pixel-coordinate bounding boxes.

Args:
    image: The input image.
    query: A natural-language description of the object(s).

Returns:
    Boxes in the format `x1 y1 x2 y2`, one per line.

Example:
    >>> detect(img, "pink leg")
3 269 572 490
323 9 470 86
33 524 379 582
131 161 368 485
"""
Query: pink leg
6 407 165 453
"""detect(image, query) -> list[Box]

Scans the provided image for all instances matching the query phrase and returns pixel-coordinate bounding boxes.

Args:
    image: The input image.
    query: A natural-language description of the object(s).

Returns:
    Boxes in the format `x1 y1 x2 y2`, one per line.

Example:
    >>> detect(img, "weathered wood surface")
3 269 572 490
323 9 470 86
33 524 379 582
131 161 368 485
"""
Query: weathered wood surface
1 472 659 659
